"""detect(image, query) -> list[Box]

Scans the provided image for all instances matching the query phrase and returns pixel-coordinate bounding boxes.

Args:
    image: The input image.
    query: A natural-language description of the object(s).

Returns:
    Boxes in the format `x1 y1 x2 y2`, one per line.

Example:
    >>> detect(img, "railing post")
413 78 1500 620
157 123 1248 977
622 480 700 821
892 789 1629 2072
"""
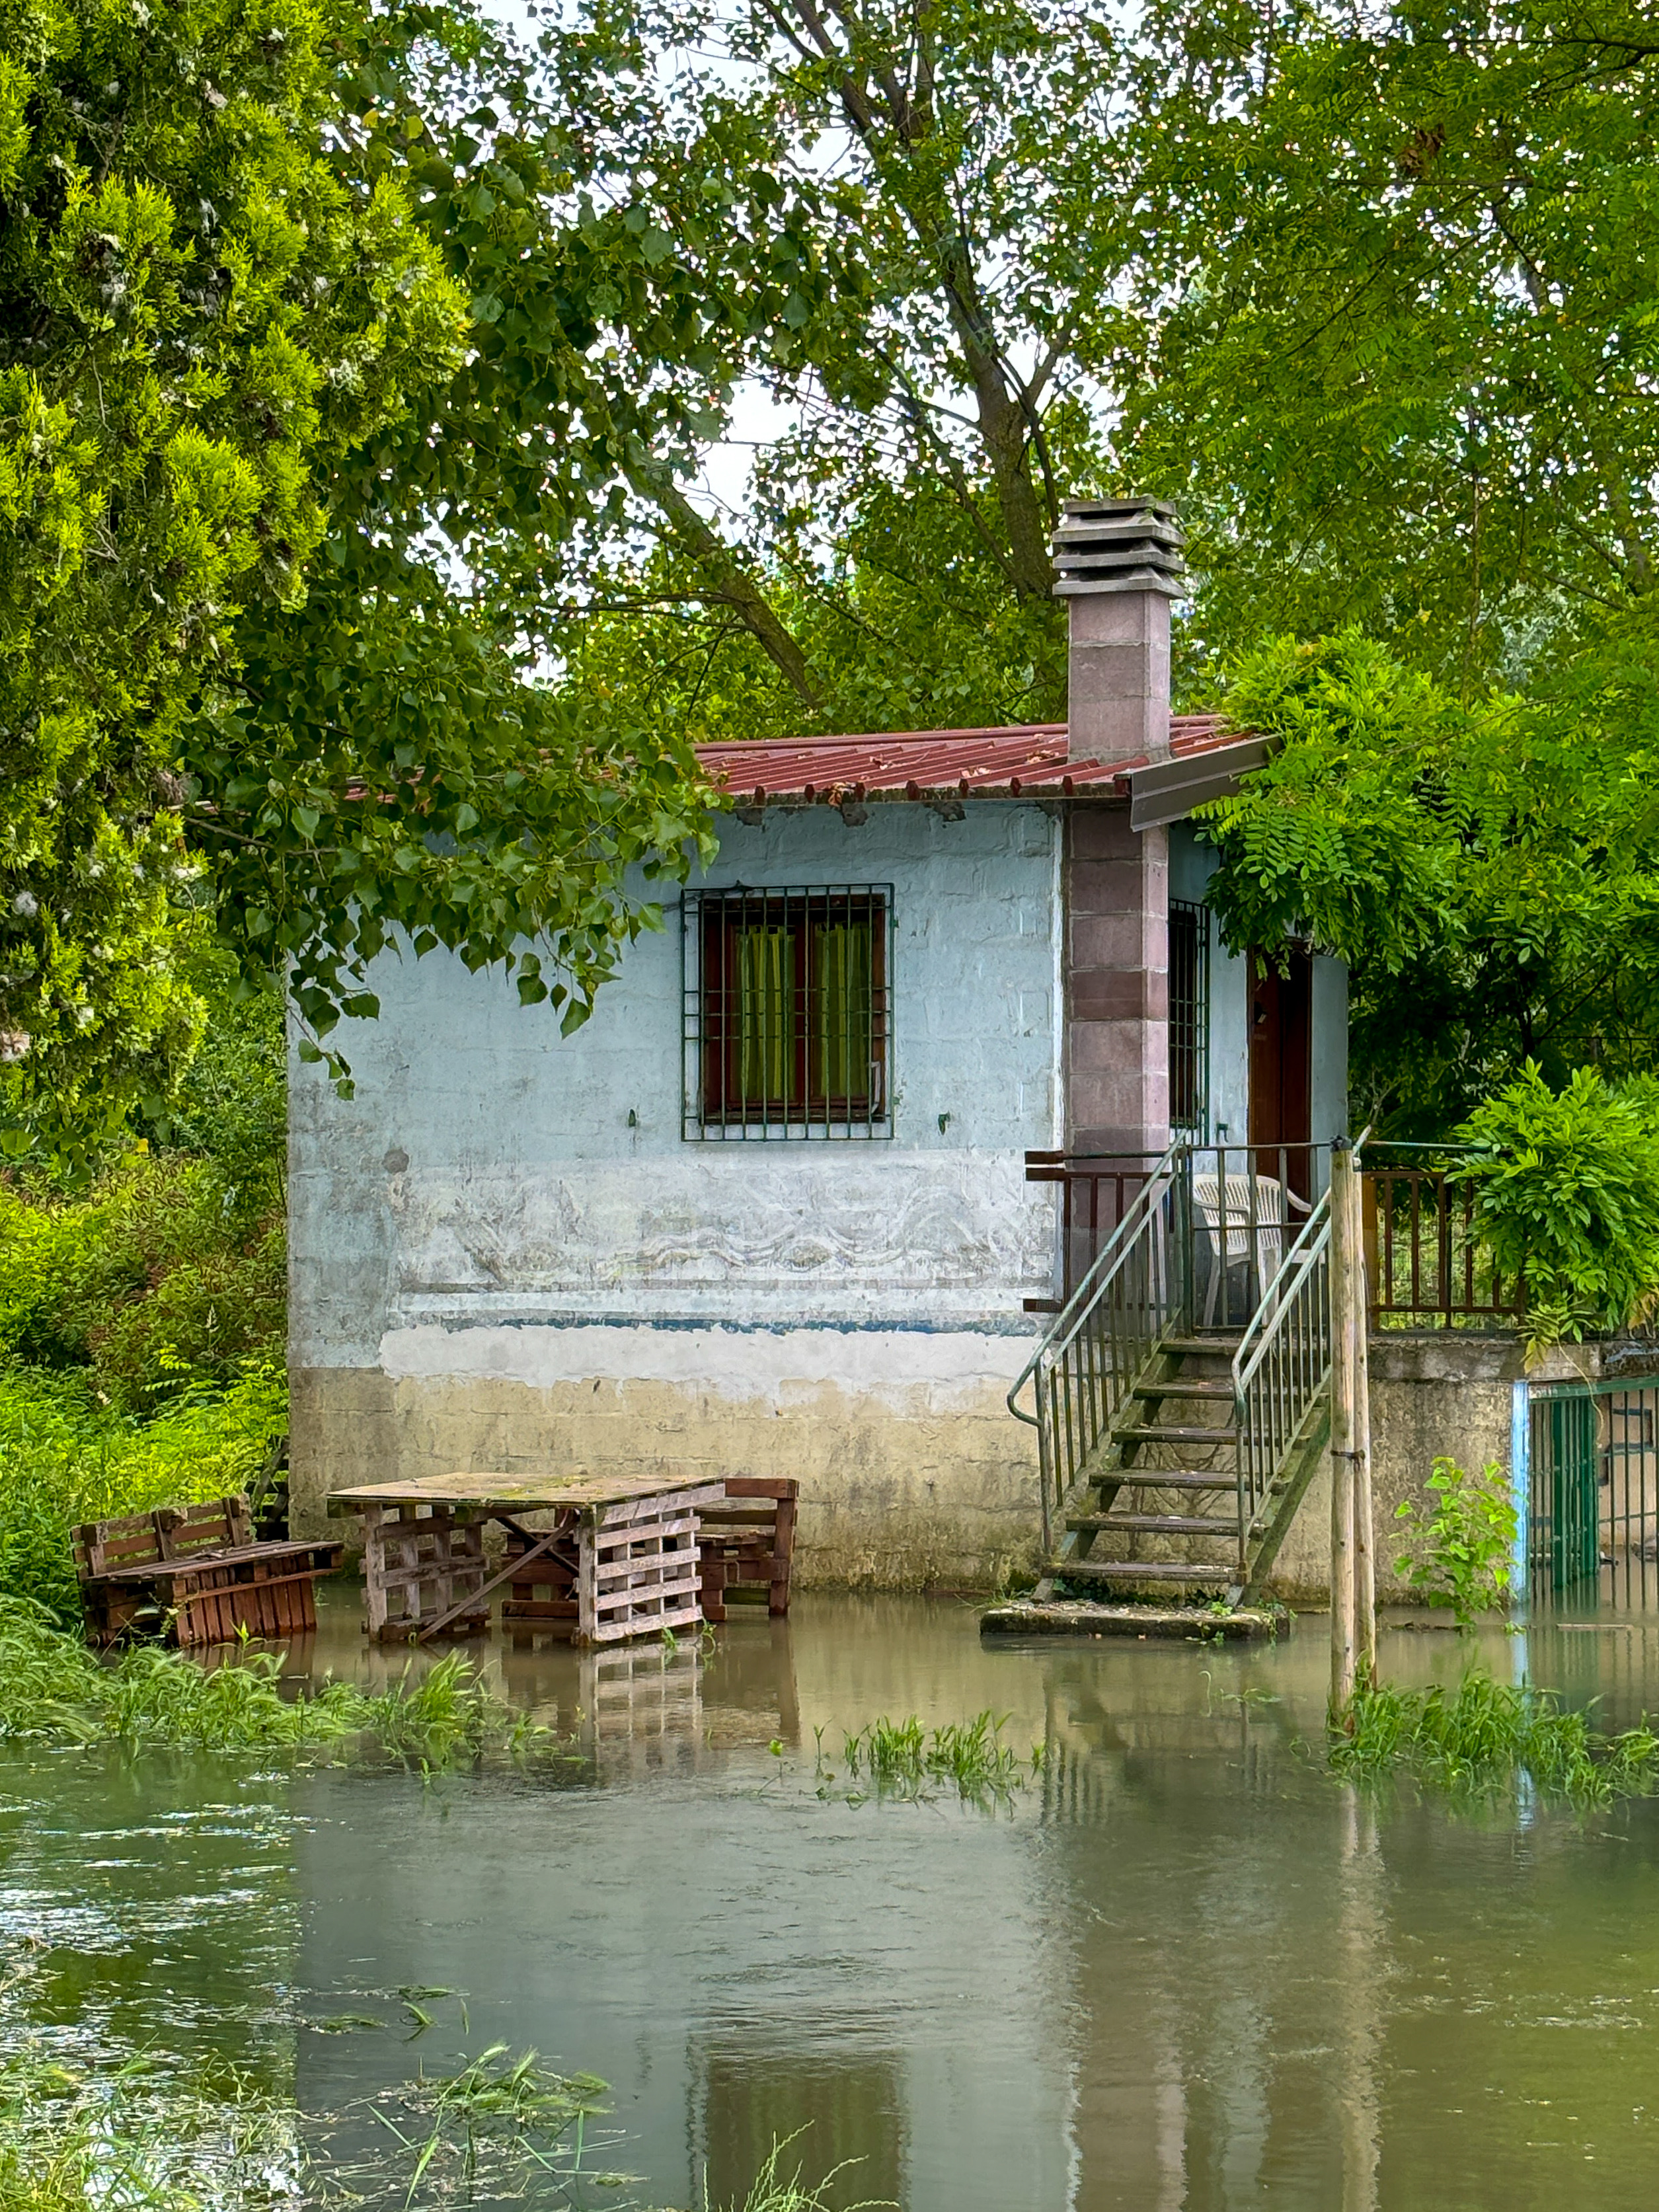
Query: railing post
1173 1143 1194 1336
1329 1141 1360 1718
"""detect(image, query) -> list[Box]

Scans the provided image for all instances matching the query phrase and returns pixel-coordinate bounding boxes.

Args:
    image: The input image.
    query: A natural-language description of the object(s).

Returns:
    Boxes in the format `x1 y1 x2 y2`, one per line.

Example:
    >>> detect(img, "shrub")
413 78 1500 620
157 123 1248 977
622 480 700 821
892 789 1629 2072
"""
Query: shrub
1393 1455 1518 1626
0 1160 284 1410
1459 1062 1659 1351
0 1363 286 1622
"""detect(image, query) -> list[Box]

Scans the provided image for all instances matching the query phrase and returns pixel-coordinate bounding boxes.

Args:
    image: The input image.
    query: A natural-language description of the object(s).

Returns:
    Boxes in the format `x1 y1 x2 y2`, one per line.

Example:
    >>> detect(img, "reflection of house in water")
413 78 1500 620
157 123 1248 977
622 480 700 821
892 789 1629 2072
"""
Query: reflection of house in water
690 2043 906 2212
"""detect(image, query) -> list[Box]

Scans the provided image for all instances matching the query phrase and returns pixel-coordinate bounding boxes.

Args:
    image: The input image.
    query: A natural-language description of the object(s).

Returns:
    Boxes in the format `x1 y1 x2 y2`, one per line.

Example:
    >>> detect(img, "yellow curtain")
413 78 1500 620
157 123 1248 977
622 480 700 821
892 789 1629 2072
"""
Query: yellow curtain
738 928 794 1108
814 923 872 1098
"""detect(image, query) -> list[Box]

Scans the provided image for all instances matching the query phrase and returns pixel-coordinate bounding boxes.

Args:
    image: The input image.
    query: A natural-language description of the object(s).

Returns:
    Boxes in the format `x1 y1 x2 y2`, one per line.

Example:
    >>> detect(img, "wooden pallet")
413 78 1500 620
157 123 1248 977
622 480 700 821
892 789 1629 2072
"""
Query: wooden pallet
580 1492 704 1646
697 1478 798 1623
360 1502 490 1643
73 1497 342 1649
333 1472 726 1648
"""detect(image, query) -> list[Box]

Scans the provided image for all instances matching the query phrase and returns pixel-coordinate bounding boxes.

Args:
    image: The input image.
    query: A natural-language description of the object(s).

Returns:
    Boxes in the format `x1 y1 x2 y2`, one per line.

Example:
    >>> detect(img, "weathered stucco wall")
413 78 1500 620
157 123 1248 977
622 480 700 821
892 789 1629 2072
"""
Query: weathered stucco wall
289 801 1061 1584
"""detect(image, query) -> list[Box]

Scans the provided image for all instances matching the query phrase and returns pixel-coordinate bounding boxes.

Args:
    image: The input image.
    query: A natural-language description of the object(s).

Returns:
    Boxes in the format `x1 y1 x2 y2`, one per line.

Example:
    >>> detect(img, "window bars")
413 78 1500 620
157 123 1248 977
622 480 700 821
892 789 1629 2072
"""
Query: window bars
1169 898 1210 1138
683 887 894 1139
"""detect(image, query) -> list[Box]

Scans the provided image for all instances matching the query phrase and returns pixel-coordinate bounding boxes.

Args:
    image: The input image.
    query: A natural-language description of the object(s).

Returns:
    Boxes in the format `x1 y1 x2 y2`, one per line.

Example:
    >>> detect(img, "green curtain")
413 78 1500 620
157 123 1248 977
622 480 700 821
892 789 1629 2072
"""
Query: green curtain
813 923 872 1099
738 928 794 1108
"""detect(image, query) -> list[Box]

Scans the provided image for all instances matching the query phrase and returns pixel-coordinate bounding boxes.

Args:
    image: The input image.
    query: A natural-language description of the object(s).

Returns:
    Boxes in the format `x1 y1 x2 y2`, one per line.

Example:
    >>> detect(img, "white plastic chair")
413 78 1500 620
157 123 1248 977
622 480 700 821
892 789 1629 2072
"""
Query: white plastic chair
1192 1173 1307 1326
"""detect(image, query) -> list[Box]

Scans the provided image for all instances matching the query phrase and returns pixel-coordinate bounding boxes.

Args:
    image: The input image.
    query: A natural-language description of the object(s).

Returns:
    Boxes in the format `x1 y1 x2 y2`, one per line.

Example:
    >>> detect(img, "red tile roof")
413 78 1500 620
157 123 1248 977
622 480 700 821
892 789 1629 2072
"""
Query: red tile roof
694 716 1235 806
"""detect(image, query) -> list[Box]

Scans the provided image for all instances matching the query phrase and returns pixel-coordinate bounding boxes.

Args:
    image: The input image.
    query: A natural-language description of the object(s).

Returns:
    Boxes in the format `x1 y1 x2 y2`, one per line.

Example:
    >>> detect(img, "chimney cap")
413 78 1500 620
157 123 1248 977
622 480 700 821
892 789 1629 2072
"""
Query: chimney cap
1052 496 1185 600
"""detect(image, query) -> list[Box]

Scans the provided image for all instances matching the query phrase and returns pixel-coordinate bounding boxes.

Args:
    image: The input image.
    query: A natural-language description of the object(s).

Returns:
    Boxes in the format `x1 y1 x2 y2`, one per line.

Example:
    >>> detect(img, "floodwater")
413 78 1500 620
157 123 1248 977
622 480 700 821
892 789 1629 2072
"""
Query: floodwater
8 1591 1659 2209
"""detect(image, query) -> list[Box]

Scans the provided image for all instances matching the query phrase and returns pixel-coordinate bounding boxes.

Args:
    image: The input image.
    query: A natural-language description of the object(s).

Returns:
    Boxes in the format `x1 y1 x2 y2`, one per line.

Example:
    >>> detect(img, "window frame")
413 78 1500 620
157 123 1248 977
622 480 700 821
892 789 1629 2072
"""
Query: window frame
1169 897 1211 1139
681 885 896 1141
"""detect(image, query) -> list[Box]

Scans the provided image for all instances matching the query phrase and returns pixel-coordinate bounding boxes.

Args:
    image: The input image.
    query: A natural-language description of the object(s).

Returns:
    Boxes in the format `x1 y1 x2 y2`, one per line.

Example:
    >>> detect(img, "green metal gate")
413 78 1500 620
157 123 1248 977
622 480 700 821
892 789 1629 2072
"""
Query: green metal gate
1529 1392 1600 1593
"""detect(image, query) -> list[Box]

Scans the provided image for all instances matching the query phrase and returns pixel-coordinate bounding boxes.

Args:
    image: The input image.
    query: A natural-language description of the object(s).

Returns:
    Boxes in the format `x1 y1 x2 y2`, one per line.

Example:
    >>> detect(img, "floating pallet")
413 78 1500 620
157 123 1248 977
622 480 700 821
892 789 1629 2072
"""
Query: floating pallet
697 1478 798 1622
73 1497 342 1649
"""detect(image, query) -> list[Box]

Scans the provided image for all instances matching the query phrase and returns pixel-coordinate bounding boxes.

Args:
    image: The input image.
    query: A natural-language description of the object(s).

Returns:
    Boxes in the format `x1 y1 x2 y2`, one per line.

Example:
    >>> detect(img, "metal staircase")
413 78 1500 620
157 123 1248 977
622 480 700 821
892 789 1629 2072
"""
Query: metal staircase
1009 1143 1334 1607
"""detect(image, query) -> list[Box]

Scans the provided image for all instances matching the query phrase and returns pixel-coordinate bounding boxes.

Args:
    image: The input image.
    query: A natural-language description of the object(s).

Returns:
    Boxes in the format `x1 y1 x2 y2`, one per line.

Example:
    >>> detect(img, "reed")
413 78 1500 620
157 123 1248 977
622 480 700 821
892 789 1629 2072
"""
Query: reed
1332 1667 1659 1804
700 2137 892 2211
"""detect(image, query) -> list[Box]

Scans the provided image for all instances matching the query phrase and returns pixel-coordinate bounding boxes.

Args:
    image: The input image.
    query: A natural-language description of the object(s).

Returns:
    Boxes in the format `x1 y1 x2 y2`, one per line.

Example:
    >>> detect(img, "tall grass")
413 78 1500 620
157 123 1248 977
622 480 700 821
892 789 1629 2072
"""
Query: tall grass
831 1710 1042 1804
1332 1668 1659 1804
0 2045 873 2211
0 1595 535 1766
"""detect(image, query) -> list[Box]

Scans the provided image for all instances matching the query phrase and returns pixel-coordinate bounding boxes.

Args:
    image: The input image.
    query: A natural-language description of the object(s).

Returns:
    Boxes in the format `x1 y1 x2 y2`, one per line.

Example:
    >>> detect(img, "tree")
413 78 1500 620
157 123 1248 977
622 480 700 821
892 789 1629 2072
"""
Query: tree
424 0 1145 730
1122 0 1659 697
0 0 463 1142
1200 630 1659 1133
0 0 713 1149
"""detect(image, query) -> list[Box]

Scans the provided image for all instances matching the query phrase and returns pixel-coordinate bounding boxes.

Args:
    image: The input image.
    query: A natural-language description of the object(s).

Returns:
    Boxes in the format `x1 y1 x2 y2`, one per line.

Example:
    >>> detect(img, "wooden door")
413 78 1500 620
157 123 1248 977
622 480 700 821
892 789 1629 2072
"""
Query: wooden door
1249 949 1312 1197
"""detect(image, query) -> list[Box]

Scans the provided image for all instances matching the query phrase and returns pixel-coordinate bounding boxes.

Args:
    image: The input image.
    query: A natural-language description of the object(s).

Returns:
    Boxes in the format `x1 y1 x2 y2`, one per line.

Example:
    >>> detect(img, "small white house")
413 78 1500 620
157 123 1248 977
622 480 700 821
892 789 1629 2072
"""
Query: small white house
288 502 1347 1583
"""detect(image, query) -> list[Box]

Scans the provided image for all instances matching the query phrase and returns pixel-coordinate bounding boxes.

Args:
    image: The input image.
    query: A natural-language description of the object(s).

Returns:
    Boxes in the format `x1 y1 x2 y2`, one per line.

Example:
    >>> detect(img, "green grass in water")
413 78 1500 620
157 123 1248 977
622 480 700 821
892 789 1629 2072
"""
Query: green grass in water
830 1709 1042 1803
0 1596 547 1766
1332 1667 1659 1803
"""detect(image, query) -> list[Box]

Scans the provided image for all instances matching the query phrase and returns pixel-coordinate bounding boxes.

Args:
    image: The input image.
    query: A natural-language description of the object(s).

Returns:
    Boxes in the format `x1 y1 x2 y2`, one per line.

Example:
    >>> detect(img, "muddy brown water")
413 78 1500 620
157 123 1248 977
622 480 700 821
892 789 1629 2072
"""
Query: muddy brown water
7 1589 1659 2208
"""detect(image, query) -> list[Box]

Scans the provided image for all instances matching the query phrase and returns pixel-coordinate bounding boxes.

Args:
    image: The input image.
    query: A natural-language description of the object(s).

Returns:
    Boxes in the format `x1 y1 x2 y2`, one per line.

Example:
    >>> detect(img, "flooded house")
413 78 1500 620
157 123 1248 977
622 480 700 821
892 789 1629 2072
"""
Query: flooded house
288 499 1350 1586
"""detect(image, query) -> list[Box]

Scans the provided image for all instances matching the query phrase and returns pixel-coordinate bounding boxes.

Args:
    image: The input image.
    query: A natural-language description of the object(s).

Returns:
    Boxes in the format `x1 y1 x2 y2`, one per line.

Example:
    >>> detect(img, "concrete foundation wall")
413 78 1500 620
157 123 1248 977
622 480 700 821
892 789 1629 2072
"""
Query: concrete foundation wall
1268 1332 1594 1605
293 1327 1043 1588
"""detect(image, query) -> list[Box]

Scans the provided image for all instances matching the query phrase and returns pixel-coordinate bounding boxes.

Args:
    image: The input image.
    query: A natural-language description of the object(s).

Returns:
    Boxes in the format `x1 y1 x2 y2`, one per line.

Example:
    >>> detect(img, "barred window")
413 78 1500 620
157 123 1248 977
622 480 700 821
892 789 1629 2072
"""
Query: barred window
683 888 893 1139
1169 898 1210 1135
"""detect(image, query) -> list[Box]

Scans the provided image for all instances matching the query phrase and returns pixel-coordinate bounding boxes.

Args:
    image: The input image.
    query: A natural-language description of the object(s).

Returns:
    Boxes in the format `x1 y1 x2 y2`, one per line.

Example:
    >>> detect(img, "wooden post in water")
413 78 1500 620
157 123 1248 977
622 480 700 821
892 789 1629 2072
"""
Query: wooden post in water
1329 1140 1359 1718
1350 1145 1377 1687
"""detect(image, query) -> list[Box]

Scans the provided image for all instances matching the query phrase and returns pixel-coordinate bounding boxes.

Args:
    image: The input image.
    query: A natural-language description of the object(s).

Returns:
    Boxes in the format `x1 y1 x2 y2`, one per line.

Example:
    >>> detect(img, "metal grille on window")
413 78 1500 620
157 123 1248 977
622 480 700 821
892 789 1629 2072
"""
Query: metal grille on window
1169 899 1210 1138
683 888 894 1139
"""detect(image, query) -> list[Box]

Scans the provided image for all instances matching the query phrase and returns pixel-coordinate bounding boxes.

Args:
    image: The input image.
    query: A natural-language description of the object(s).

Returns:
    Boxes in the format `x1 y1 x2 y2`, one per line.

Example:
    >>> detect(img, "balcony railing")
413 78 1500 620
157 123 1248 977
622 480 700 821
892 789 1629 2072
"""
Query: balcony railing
1361 1150 1524 1330
1030 1141 1527 1333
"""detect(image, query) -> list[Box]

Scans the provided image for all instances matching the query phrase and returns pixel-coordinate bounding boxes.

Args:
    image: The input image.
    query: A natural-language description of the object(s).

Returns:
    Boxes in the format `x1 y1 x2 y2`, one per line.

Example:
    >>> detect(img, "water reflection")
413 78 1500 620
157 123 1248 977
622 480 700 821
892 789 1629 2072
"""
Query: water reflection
6 1593 1659 2207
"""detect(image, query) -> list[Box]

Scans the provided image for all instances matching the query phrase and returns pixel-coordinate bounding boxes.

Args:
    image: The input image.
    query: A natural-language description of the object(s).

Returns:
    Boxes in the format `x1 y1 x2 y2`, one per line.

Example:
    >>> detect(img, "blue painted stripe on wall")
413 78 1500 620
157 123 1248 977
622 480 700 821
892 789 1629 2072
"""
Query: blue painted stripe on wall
401 1313 1047 1340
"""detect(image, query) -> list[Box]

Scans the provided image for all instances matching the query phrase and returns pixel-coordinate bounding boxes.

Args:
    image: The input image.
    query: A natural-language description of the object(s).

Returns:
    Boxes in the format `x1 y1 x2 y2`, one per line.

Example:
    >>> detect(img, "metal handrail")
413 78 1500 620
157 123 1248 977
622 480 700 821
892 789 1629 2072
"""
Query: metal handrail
1231 1192 1334 1540
1009 1139 1182 1556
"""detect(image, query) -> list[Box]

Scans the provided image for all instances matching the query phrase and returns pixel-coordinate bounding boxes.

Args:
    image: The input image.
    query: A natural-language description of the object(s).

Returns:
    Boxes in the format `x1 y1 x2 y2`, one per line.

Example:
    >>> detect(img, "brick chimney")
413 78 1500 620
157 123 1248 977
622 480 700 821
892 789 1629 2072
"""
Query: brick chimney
1053 498 1184 765
1054 497 1184 1158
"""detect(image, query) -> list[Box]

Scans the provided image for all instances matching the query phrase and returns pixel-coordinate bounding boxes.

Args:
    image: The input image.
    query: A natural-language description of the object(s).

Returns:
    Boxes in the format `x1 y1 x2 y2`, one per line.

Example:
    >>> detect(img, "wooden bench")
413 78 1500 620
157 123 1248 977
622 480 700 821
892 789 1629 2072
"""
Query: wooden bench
73 1496 343 1649
697 1478 798 1623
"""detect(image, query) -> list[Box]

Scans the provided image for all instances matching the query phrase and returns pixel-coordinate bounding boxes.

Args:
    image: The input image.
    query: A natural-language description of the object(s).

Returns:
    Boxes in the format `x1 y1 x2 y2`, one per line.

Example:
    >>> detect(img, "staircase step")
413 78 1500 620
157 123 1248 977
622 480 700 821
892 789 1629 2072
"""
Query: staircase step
1159 1336 1243 1357
1044 1559 1237 1587
1067 1512 1237 1537
1118 1424 1237 1446
1132 1379 1234 1400
1092 1469 1236 1492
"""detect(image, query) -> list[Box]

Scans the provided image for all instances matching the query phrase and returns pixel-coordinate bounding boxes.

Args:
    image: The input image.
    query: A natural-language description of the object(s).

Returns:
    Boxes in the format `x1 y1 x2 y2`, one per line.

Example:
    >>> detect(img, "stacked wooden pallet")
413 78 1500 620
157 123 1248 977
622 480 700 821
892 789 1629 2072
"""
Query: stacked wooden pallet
332 1472 725 1647
73 1497 342 1649
697 1478 798 1622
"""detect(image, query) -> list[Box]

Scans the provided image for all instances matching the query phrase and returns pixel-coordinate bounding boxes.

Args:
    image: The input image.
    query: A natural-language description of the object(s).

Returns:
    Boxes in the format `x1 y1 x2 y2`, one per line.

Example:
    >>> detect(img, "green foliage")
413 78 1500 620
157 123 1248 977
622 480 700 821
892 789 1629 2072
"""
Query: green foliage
0 1365 286 1621
828 1710 1040 1804
1200 630 1659 1133
141 953 286 1200
1459 1065 1659 1350
1125 0 1659 695
0 1594 521 1763
1331 1668 1659 1806
1392 1456 1519 1626
0 1164 284 1408
0 2047 297 2212
0 0 466 1151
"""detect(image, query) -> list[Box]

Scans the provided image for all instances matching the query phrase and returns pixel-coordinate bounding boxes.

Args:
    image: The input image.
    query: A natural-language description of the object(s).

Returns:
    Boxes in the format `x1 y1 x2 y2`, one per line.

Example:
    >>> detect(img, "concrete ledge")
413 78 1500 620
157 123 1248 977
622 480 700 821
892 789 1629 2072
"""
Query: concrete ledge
980 1599 1283 1640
